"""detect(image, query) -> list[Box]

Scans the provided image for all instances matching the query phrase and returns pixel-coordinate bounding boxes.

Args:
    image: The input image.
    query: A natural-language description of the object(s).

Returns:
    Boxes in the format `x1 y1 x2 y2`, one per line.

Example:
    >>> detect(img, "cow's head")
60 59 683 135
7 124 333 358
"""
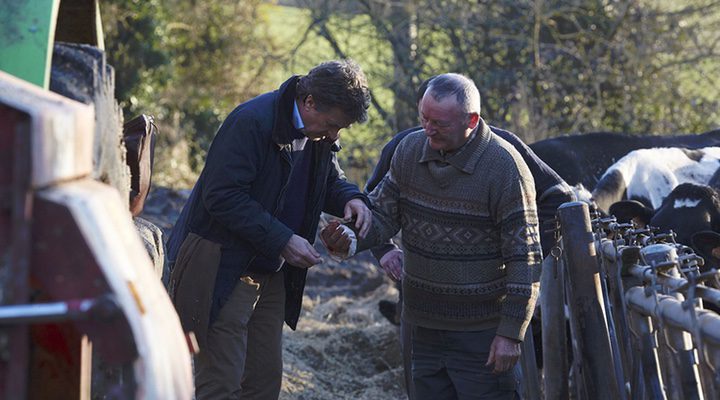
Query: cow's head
691 231 720 273
609 199 653 227
650 183 720 246
610 183 720 270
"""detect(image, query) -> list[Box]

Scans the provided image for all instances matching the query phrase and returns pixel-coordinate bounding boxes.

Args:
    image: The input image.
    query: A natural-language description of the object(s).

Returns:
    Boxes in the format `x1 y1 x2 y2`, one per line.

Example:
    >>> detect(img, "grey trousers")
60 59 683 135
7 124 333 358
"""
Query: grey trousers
411 326 518 400
194 271 286 400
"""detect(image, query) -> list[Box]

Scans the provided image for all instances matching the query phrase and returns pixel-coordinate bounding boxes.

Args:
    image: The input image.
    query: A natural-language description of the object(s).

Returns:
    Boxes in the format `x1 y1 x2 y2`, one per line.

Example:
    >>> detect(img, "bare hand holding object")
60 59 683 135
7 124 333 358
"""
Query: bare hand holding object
281 234 322 268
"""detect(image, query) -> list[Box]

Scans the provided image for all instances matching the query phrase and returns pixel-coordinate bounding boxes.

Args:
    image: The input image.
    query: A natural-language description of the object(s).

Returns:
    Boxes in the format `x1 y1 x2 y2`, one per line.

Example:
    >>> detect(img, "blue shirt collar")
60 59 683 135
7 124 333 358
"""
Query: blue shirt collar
292 100 305 131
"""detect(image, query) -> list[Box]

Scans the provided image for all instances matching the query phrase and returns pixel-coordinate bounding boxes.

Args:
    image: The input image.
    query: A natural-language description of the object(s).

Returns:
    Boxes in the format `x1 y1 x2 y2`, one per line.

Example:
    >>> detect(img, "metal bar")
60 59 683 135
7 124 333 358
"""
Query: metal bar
632 312 668 400
628 265 720 307
601 242 720 308
603 242 637 397
697 347 719 400
540 255 569 400
0 296 119 325
668 330 704 400
627 287 720 397
594 240 629 398
657 292 704 400
626 287 720 345
656 318 693 399
558 202 622 399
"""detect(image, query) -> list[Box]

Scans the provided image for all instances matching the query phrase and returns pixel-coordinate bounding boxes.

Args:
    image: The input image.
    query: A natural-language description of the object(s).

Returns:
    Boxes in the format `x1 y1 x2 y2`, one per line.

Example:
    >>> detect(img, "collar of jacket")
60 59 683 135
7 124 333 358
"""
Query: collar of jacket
418 119 492 174
271 75 341 153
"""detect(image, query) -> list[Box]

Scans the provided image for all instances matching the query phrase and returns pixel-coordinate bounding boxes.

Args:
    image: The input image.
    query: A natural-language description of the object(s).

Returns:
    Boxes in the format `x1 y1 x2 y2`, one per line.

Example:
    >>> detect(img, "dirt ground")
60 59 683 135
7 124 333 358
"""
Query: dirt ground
142 187 408 399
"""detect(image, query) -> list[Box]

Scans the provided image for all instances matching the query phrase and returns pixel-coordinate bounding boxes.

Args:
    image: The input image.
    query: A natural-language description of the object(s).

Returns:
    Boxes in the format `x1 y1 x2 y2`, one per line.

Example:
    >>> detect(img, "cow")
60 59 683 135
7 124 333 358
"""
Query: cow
692 231 720 280
591 147 720 213
610 183 720 276
529 129 720 190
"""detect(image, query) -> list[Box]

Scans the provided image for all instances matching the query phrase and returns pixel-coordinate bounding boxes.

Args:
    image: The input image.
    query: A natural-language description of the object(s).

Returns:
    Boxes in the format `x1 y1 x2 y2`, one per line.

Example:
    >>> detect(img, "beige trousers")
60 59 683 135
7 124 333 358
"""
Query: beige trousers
194 271 286 400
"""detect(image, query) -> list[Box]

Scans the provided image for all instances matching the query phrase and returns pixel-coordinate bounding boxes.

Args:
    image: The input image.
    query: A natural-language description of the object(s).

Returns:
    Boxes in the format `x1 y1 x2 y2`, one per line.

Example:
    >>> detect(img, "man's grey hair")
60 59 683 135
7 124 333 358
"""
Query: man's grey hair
425 73 481 115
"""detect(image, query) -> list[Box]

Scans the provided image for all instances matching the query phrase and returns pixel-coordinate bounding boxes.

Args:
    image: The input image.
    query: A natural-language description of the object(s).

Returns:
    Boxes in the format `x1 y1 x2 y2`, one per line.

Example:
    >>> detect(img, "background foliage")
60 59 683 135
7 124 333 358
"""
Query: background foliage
101 0 720 188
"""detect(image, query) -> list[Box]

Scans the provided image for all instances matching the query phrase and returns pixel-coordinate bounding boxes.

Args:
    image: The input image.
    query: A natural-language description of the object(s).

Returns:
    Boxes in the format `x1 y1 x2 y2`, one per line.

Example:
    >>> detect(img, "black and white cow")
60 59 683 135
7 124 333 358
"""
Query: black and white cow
529 129 720 190
591 147 720 213
610 183 720 273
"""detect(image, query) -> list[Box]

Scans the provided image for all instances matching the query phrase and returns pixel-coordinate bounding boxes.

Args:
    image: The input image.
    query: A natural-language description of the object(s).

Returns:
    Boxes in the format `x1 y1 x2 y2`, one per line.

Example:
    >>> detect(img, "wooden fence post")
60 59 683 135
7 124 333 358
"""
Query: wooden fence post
540 255 569 399
558 202 621 400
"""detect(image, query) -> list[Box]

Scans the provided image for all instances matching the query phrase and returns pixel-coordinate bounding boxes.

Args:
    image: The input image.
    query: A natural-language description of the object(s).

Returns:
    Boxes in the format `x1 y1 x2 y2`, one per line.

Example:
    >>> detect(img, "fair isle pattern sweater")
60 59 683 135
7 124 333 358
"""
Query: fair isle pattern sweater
359 123 541 341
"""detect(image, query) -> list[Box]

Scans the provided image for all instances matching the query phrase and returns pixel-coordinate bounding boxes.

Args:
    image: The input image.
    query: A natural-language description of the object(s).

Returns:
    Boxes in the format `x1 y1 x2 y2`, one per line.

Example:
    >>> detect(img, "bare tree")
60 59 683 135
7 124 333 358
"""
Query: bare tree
291 0 720 143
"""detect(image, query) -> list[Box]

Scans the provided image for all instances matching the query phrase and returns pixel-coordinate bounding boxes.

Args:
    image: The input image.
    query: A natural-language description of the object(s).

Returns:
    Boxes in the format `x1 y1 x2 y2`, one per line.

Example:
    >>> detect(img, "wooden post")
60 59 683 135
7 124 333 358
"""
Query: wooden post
558 202 621 399
519 324 541 400
540 255 569 399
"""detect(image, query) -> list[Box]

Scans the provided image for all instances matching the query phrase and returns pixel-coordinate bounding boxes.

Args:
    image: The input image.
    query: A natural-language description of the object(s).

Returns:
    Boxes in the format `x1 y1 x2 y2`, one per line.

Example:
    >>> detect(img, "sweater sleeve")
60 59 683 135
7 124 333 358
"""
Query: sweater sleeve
355 140 409 253
493 153 542 341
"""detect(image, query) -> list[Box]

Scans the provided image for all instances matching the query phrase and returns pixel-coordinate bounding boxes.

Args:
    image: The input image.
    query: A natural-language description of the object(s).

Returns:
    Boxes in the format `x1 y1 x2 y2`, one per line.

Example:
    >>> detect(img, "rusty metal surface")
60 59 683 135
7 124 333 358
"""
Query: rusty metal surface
30 196 138 365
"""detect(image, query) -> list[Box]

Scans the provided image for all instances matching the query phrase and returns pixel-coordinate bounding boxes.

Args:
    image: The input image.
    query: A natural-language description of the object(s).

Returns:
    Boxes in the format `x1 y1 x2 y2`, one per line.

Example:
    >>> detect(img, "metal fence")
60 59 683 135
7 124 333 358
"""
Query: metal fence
536 201 720 400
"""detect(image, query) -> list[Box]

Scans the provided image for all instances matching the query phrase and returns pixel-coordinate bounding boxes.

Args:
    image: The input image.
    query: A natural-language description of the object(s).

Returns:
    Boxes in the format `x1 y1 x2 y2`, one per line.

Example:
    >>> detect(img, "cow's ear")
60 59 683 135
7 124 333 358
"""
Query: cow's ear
609 200 653 226
691 231 720 261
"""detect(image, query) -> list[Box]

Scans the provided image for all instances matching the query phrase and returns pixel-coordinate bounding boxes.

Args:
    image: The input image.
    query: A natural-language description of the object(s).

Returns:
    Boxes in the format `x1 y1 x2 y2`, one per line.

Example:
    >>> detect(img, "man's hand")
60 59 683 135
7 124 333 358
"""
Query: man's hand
485 335 521 374
281 234 322 268
343 198 371 239
379 248 404 281
320 220 352 254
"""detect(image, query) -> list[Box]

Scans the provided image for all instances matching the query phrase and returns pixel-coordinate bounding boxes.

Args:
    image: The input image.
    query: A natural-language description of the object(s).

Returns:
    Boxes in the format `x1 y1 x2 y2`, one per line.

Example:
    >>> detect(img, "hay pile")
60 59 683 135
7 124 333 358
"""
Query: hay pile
281 252 405 399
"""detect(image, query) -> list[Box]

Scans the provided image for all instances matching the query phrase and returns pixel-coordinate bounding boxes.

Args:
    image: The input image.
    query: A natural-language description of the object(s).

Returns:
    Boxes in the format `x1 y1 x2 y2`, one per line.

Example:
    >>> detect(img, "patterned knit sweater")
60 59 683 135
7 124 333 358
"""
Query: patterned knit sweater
359 122 541 341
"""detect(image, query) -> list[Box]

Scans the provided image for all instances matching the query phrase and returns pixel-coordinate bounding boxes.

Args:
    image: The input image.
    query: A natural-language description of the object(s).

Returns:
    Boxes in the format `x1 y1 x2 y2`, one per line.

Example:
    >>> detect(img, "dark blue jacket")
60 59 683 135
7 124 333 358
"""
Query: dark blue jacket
365 124 573 257
169 76 366 329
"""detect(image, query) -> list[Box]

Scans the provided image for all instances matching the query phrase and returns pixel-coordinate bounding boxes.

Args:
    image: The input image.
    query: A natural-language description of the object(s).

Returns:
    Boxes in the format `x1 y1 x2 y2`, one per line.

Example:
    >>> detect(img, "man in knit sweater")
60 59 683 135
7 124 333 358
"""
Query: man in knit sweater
322 73 541 399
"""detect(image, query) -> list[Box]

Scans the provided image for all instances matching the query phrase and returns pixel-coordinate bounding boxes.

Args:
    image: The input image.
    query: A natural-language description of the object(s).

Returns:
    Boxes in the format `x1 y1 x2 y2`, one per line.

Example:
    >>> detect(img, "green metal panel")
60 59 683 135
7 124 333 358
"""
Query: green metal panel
0 0 61 89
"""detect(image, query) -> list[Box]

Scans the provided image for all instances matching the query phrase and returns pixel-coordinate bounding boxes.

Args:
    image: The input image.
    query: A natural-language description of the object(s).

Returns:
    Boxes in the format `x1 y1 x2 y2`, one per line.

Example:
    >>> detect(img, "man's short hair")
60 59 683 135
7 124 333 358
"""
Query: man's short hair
425 73 481 115
297 60 371 123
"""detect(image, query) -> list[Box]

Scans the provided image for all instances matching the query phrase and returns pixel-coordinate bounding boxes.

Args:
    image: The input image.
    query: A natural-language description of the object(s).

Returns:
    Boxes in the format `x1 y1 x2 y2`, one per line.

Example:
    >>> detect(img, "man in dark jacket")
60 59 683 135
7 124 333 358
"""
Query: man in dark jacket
168 60 372 400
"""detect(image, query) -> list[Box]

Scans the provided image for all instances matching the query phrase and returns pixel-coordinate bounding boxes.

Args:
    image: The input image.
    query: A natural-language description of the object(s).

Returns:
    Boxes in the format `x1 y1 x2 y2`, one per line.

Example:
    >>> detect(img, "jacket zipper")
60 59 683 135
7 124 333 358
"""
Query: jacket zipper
274 145 294 216
306 152 329 238
242 145 292 274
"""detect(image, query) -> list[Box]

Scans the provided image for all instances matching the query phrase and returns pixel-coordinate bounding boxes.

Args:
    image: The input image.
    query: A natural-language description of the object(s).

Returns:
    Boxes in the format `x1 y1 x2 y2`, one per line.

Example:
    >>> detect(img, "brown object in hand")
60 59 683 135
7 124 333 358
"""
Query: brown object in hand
123 114 157 216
